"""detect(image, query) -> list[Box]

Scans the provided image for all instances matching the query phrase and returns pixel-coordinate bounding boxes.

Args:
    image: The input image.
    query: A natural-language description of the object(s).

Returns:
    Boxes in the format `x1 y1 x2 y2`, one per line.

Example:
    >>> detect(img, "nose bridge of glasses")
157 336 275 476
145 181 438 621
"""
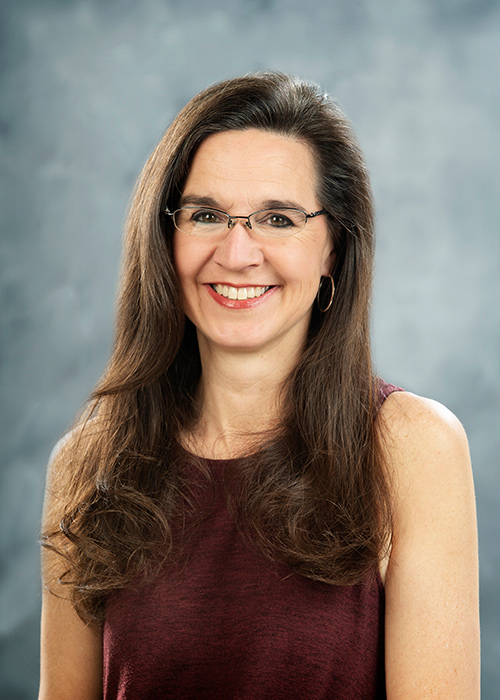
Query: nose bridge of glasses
227 214 253 231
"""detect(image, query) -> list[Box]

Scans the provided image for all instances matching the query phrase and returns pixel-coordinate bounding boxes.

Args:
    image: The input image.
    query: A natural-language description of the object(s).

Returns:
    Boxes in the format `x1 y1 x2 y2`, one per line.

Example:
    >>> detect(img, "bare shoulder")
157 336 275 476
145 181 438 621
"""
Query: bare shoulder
379 389 467 446
44 416 102 502
378 390 472 496
377 390 476 549
43 428 81 526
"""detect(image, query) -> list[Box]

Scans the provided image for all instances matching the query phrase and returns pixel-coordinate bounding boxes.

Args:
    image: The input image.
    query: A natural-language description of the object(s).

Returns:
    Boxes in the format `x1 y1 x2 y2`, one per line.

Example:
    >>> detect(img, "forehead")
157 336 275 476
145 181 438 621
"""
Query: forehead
182 129 319 207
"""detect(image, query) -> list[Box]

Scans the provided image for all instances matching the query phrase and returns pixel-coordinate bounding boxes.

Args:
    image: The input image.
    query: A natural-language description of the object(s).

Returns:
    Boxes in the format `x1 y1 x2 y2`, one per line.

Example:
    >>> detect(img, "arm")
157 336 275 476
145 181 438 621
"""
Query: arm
381 392 480 699
39 440 103 700
39 583 103 700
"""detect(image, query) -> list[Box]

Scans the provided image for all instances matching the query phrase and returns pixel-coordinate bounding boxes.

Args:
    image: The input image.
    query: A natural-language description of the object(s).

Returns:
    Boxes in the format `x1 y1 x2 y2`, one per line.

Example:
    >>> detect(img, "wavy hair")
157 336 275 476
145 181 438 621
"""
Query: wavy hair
42 72 392 625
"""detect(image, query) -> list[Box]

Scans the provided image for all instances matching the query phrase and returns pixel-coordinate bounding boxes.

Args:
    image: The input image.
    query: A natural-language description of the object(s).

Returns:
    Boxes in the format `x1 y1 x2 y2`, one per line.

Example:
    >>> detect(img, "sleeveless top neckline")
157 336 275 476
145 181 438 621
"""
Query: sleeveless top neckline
177 378 401 464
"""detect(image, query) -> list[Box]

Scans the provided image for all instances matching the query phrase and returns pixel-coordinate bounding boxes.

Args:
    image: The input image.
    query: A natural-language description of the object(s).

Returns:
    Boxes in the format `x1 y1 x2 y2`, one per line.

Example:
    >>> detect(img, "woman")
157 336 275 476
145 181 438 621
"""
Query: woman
39 72 480 699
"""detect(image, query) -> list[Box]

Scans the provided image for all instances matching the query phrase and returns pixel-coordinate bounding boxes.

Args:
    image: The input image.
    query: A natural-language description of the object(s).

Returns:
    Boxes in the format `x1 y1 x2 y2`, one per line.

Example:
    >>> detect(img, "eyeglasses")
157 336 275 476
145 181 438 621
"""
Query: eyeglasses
165 206 328 238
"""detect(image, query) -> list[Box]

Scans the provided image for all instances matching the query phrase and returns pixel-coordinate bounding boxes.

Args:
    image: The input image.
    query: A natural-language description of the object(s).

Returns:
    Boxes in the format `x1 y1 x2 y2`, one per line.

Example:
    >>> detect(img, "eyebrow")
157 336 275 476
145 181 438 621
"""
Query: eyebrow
178 195 308 212
178 195 221 208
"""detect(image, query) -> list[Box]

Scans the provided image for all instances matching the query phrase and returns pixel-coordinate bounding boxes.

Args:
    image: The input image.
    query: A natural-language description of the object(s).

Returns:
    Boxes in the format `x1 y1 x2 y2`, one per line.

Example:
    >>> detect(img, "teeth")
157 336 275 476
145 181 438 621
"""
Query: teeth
213 284 271 299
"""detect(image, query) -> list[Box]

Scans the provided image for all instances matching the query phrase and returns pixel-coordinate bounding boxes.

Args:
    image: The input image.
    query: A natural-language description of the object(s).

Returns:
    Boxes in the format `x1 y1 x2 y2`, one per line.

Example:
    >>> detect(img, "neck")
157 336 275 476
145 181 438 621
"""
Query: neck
184 336 304 459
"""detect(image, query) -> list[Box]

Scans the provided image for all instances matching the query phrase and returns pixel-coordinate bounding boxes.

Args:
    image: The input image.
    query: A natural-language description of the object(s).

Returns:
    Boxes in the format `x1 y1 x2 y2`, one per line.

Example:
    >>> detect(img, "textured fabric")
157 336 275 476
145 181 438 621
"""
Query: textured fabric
103 382 402 699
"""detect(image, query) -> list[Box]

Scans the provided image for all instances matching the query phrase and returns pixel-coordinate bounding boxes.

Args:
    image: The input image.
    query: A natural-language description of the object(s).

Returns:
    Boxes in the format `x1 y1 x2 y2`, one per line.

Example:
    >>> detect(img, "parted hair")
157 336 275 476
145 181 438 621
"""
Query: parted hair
42 71 392 625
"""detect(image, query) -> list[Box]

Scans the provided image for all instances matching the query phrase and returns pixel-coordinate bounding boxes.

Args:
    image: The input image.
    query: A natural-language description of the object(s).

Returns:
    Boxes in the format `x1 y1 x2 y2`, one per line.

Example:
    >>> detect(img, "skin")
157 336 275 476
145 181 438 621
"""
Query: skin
39 129 480 699
381 391 480 698
39 593 102 700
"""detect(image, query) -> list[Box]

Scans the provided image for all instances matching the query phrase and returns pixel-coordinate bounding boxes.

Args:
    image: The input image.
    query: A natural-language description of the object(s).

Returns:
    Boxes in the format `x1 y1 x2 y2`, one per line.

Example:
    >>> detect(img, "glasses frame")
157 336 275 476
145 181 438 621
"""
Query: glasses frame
164 206 328 237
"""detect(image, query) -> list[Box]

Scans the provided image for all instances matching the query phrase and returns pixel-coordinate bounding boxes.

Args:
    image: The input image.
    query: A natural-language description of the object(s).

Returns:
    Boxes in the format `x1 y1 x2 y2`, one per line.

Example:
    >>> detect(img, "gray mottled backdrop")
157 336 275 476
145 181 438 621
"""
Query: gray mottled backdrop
1 0 499 697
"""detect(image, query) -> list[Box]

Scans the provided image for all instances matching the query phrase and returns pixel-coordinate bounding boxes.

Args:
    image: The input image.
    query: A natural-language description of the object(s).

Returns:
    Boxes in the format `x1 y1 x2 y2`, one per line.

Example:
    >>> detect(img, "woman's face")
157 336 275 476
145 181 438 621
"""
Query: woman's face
173 128 334 358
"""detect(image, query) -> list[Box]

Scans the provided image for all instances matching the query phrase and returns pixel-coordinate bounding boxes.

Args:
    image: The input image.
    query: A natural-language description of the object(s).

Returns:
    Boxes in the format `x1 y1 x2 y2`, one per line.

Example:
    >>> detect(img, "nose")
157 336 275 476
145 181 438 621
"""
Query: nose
212 218 264 270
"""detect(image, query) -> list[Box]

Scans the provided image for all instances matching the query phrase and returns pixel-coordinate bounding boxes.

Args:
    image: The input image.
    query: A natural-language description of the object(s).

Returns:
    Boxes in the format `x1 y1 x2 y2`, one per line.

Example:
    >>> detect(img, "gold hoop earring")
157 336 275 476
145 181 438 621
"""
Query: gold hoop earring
316 275 335 312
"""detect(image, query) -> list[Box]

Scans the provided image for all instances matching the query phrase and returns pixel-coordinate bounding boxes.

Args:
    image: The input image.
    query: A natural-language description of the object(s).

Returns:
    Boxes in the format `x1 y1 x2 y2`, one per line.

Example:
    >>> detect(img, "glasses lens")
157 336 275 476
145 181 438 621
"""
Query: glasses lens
174 207 229 235
250 208 307 237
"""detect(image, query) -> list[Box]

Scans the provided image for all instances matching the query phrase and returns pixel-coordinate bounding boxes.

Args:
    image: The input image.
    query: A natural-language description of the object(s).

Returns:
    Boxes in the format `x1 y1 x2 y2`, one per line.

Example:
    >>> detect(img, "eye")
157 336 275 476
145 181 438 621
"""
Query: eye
190 208 227 225
269 214 294 227
258 210 296 229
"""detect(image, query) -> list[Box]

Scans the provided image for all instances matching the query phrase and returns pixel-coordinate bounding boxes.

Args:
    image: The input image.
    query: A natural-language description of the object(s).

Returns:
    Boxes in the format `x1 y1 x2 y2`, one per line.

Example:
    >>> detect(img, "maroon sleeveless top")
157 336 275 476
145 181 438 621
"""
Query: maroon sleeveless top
103 382 402 699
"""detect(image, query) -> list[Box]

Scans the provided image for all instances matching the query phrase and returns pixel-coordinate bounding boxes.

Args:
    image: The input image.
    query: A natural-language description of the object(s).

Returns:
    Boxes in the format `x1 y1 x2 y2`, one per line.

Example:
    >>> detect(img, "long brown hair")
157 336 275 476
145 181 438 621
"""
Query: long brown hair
42 72 392 625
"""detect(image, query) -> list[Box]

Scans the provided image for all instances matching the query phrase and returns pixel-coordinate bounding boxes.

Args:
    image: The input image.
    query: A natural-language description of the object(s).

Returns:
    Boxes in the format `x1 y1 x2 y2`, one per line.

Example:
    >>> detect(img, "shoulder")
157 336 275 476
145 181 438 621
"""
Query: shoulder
378 390 475 539
46 416 102 477
378 390 477 586
43 418 101 520
378 390 471 491
44 429 81 501
379 389 466 441
377 390 475 580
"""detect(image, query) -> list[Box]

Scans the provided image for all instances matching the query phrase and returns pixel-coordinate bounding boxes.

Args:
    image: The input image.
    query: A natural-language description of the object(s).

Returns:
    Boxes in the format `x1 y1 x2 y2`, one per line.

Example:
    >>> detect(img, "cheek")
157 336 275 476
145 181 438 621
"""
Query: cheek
173 236 195 287
172 236 215 307
287 238 333 282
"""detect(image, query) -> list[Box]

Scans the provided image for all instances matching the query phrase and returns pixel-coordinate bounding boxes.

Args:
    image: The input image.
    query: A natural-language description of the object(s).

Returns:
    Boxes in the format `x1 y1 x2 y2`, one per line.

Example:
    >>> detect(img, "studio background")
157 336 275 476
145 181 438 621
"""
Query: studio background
1 0 499 698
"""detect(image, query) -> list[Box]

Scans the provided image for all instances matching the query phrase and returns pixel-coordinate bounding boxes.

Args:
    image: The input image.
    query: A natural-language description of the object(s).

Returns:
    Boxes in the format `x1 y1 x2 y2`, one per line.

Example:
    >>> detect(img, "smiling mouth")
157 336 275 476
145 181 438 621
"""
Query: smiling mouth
211 284 274 300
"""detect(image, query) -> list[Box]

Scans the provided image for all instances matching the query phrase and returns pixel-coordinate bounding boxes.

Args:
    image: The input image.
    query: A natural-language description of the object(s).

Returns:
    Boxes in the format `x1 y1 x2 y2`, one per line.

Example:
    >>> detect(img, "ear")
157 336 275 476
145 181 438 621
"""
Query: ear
321 245 336 277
